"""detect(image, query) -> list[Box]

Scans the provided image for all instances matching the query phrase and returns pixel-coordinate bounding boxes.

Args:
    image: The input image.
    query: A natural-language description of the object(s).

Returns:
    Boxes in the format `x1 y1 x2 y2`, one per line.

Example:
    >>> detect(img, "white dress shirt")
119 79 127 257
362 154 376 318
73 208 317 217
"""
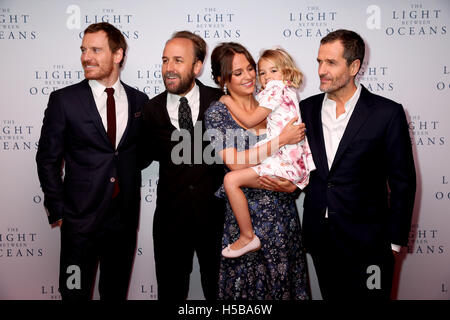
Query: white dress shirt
89 79 128 149
166 83 200 130
321 83 362 170
321 83 400 252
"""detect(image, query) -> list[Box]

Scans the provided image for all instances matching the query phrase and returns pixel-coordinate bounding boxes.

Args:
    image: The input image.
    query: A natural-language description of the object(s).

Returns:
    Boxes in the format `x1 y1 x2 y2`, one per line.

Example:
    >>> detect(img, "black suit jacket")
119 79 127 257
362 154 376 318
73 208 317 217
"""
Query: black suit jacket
300 85 416 255
140 79 224 224
36 79 149 233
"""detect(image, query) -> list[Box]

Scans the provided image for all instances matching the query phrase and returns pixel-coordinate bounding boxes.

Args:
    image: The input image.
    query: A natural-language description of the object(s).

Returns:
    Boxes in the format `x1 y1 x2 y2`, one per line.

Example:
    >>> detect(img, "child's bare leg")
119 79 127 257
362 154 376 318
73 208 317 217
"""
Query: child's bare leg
223 168 261 252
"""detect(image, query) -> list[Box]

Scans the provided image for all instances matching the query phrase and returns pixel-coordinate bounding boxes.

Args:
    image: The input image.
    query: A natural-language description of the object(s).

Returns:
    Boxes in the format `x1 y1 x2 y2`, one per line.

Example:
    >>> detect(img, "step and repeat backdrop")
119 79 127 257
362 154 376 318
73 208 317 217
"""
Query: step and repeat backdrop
0 0 449 300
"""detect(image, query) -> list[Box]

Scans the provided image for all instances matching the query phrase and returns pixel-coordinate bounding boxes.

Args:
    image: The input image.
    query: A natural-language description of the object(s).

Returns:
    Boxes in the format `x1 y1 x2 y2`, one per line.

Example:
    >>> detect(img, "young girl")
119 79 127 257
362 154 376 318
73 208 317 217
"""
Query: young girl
220 48 315 258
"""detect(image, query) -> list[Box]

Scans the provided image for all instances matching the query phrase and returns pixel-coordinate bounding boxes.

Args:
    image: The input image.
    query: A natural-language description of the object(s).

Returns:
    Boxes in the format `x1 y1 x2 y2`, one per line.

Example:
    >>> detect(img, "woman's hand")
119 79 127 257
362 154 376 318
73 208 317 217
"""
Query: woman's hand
279 117 306 147
257 176 297 193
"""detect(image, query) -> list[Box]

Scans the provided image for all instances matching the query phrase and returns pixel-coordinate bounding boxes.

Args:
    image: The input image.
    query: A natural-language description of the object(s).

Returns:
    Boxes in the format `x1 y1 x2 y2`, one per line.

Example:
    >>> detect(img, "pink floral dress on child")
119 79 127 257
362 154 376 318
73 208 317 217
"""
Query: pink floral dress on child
252 80 315 189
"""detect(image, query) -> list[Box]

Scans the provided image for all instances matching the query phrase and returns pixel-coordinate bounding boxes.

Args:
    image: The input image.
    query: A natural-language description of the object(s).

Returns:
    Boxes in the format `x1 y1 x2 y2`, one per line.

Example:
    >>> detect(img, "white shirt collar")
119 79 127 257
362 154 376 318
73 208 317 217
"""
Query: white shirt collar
89 79 124 99
167 82 199 107
323 81 362 112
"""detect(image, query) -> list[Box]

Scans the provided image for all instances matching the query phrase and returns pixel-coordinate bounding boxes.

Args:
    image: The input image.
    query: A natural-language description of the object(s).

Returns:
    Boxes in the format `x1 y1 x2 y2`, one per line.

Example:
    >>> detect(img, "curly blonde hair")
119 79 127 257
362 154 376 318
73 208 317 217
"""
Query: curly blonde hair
258 48 303 88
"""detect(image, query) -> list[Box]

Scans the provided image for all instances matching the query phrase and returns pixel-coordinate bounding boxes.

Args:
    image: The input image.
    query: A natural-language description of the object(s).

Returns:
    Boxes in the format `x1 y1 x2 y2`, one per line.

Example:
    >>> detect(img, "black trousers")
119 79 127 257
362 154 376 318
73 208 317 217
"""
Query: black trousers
310 222 395 300
152 201 224 301
59 198 137 300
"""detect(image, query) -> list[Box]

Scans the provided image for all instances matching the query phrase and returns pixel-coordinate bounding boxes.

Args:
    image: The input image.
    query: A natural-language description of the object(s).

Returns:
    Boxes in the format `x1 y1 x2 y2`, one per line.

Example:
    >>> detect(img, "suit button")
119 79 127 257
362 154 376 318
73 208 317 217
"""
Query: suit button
115 151 119 156
189 185 194 190
110 177 116 183
327 182 334 188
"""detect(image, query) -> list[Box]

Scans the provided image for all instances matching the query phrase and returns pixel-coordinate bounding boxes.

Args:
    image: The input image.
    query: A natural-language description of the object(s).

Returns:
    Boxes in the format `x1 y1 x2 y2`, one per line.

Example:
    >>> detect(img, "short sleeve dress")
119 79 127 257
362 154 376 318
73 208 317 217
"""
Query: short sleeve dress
253 80 315 189
204 101 310 300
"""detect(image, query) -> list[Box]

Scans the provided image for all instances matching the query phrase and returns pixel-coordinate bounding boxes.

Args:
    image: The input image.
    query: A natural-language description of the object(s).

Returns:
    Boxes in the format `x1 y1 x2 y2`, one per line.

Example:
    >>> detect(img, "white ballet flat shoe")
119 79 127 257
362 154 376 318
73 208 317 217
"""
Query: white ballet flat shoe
222 236 261 258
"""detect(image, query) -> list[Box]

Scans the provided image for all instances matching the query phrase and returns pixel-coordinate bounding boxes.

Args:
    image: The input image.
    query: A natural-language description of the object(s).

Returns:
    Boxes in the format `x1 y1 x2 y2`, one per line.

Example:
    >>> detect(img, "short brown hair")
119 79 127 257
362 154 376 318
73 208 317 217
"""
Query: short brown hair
84 22 127 68
259 48 303 88
211 42 256 90
171 30 207 63
321 29 365 70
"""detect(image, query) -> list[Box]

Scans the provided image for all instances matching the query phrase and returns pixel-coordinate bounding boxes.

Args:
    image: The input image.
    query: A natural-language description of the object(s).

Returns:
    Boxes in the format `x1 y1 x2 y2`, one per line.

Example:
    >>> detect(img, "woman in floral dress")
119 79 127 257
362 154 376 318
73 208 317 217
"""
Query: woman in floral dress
204 42 310 300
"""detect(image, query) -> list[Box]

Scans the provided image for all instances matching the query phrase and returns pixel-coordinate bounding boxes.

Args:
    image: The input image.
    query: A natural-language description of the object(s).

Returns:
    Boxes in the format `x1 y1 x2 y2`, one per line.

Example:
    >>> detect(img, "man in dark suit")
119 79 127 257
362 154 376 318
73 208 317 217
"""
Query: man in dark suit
140 31 225 300
300 29 416 299
36 22 149 300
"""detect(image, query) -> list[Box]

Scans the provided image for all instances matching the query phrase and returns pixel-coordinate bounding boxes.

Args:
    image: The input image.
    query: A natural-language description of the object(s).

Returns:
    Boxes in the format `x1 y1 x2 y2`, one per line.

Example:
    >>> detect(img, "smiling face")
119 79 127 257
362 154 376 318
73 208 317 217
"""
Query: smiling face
80 30 122 87
258 58 283 89
225 53 256 97
317 40 359 98
162 37 202 96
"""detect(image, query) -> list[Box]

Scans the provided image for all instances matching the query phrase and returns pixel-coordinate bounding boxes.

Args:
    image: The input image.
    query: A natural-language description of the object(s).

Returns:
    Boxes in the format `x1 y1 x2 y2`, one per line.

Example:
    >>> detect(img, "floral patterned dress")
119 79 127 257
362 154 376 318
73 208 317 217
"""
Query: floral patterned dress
253 80 315 189
204 101 310 300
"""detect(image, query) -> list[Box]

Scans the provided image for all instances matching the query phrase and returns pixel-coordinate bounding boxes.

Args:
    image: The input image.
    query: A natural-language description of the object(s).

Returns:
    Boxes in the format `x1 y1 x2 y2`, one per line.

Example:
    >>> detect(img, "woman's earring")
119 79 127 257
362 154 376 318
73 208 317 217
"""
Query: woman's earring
223 84 228 95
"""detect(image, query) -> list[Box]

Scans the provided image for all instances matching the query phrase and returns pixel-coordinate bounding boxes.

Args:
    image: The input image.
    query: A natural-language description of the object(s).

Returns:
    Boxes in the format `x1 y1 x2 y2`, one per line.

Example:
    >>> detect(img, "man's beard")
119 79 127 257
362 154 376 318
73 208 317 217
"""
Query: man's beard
163 69 196 95
319 73 353 94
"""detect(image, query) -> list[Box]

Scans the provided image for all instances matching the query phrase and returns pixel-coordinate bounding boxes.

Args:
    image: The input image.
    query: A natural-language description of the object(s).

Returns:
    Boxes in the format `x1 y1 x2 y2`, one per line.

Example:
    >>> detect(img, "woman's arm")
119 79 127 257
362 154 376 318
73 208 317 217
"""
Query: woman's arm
220 95 270 128
219 117 305 171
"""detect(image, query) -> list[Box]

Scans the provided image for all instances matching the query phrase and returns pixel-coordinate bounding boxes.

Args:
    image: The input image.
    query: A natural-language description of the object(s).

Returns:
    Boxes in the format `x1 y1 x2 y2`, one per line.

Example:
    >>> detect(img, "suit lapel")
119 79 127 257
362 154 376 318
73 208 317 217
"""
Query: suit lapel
158 91 176 130
77 80 111 147
118 81 134 149
329 85 372 172
196 79 209 123
308 94 329 179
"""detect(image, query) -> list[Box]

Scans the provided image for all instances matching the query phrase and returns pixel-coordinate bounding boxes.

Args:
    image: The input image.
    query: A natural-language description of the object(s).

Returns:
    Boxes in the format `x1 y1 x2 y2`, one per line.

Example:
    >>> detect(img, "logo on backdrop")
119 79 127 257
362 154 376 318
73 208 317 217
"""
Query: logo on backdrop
66 5 140 40
435 176 449 201
29 64 84 96
1 119 37 151
141 176 158 205
357 62 394 93
0 7 37 40
436 65 449 91
136 282 157 300
186 7 240 39
385 3 447 36
0 227 43 258
407 224 444 255
133 64 164 98
40 283 61 300
283 5 337 38
408 115 445 147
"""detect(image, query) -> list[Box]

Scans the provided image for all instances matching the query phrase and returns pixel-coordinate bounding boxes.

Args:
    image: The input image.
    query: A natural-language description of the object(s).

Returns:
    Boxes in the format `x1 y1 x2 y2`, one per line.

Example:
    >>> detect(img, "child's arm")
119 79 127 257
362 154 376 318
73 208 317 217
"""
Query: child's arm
220 95 270 128
219 116 301 171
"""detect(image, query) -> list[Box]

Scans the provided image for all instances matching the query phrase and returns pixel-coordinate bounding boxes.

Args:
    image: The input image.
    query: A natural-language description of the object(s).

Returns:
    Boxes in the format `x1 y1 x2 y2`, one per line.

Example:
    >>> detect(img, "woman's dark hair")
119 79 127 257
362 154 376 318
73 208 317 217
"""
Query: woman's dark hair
210 42 256 90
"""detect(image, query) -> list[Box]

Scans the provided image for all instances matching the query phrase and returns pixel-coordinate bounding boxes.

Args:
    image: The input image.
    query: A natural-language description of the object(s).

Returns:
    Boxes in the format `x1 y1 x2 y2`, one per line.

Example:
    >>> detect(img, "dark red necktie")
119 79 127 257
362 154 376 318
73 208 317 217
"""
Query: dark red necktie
105 87 119 198
105 88 116 147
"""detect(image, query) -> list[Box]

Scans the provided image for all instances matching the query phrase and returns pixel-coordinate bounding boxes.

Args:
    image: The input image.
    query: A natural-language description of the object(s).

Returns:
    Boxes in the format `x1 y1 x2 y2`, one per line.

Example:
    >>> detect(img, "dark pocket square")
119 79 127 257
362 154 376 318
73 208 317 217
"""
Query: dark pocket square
134 111 142 118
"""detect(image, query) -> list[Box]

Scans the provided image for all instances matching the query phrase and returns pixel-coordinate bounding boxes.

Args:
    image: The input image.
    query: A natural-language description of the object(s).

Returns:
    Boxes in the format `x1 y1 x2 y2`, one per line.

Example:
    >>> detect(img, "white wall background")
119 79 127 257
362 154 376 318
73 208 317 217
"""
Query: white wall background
0 0 449 300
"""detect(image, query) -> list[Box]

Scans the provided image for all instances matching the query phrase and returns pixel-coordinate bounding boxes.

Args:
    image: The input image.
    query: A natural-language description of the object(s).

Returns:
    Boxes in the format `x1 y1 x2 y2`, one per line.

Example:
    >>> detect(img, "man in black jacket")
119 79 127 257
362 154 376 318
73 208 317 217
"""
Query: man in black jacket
36 22 149 300
300 29 416 299
140 31 225 300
